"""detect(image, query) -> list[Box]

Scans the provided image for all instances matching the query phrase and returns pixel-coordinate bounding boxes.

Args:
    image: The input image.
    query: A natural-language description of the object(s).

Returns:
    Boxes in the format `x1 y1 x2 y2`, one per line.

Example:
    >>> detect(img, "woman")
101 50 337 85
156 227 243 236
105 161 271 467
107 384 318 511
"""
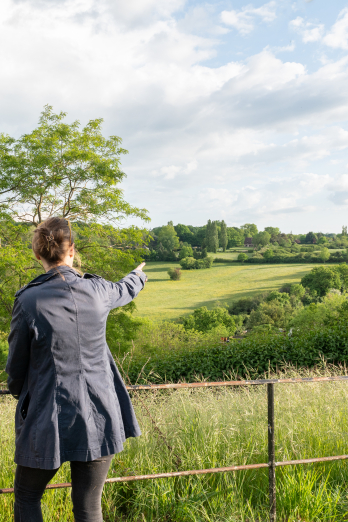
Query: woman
6 217 147 522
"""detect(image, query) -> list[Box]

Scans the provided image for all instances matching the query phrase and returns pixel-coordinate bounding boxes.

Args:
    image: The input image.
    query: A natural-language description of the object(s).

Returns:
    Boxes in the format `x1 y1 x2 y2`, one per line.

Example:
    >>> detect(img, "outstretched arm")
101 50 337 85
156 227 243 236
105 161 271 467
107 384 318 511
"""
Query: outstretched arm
107 262 148 310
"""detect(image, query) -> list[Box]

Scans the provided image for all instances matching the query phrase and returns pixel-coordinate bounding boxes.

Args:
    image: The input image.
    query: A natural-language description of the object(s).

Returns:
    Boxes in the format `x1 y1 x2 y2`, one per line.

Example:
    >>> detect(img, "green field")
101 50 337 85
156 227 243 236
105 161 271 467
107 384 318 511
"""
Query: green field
135 262 320 322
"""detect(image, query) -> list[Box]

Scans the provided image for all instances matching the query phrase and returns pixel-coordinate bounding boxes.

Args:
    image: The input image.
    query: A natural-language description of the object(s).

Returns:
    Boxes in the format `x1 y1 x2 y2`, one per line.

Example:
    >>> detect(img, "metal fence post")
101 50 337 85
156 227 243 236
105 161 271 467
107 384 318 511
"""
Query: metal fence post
268 383 276 521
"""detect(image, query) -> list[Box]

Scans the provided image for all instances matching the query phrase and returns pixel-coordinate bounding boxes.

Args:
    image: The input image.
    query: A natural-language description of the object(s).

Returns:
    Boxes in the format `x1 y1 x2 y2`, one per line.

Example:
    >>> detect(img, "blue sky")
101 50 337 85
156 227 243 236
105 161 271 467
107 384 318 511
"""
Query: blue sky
1 0 348 233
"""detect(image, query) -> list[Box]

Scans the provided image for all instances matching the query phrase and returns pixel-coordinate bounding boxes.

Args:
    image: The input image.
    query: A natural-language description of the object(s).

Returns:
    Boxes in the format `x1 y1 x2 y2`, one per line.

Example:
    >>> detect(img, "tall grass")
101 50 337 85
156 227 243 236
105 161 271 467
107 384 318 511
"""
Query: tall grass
1 366 348 521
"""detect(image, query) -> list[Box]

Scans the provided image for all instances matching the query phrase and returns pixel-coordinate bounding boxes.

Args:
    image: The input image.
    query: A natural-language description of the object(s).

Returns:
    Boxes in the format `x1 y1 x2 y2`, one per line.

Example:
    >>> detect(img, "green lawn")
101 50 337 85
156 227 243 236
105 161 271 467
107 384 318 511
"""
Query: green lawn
135 262 319 322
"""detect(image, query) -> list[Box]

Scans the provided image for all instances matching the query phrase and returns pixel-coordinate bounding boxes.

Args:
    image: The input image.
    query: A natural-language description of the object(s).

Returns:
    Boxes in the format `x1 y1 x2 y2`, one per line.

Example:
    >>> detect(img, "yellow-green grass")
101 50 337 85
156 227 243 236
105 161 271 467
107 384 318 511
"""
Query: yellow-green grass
2 367 348 521
135 262 320 322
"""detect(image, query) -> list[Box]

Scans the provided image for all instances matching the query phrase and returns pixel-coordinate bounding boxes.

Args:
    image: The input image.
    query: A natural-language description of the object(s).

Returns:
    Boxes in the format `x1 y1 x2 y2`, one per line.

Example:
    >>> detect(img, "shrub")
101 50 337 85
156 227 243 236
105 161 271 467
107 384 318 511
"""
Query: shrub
238 253 248 262
179 245 193 259
181 306 236 335
246 301 294 330
179 256 213 270
179 257 196 269
229 294 267 315
213 258 235 264
167 267 182 280
124 319 348 384
301 266 342 297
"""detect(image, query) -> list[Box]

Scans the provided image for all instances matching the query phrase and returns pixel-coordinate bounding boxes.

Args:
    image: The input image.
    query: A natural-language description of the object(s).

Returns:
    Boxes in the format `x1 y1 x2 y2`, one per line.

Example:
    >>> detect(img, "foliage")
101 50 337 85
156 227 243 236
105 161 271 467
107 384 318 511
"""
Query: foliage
246 300 295 330
173 223 193 243
181 306 236 335
320 247 330 262
301 266 342 297
0 105 148 225
227 227 244 247
238 253 248 262
305 232 317 244
240 223 258 237
264 226 280 236
289 294 346 333
157 224 180 251
178 245 193 259
0 107 150 327
252 231 271 247
219 220 228 252
167 267 182 280
179 256 213 270
289 283 306 299
229 294 267 315
205 220 219 253
125 311 348 384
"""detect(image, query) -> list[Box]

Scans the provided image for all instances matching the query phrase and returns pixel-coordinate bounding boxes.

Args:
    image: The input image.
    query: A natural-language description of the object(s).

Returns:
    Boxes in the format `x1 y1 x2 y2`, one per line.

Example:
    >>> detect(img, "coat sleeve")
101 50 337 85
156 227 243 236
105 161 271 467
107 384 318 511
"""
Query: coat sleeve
6 298 31 400
106 270 147 310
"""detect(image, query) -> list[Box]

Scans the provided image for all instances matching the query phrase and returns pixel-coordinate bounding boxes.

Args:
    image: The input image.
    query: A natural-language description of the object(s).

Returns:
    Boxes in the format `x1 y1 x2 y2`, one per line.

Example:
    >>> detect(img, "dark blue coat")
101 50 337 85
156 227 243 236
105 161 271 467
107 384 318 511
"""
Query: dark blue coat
6 265 146 469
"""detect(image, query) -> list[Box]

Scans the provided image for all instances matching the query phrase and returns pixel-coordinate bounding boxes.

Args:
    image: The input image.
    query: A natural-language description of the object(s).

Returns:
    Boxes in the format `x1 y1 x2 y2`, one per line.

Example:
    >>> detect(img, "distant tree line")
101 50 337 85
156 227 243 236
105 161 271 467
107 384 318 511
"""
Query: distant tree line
145 221 348 261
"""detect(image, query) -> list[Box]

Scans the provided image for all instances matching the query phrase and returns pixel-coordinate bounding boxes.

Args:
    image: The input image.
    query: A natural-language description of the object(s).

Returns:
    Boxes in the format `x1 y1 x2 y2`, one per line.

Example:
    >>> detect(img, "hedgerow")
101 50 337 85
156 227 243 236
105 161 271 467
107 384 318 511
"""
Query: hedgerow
122 324 348 384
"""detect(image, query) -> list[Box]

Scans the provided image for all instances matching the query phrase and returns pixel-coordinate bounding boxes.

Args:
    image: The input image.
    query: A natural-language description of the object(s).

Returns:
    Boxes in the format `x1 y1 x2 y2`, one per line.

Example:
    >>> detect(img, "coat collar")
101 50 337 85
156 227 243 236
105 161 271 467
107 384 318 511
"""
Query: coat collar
15 266 82 297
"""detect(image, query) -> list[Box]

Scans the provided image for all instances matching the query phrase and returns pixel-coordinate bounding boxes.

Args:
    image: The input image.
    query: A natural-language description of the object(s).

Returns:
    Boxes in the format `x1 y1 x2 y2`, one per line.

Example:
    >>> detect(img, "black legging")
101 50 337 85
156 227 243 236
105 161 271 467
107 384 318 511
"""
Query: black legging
14 455 113 522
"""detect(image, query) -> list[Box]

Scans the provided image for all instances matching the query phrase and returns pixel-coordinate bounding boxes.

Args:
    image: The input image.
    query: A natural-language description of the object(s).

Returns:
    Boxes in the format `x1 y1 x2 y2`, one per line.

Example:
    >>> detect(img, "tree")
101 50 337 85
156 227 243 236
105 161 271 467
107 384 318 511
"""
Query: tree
157 224 180 251
252 231 271 247
289 284 306 299
264 249 274 260
320 248 330 263
219 220 228 252
174 224 194 243
301 266 341 297
179 245 193 259
0 105 148 226
206 220 219 252
181 306 236 335
227 227 244 247
0 106 150 328
305 232 317 244
240 223 258 237
246 301 293 330
264 227 280 237
318 237 328 244
238 253 248 263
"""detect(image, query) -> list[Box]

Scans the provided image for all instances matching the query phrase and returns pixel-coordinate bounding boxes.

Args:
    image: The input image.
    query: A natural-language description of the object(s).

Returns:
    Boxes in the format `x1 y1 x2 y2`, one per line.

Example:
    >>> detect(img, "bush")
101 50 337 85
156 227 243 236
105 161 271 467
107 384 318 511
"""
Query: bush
301 266 342 297
181 306 236 335
213 258 235 263
179 245 193 259
238 253 248 262
229 295 267 315
179 256 213 270
167 267 182 280
124 318 348 384
246 300 294 330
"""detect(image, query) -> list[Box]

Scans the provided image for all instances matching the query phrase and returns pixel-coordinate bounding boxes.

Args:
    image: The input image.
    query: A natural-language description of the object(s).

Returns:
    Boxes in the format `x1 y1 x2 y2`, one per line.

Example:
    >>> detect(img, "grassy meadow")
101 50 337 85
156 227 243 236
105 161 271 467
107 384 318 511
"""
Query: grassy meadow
135 262 319 322
2 368 348 521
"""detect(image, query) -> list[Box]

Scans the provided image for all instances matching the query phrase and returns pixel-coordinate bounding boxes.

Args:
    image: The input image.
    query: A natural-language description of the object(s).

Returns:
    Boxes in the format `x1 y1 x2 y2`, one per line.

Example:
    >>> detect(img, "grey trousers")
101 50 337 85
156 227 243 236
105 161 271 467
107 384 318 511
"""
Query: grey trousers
14 455 113 522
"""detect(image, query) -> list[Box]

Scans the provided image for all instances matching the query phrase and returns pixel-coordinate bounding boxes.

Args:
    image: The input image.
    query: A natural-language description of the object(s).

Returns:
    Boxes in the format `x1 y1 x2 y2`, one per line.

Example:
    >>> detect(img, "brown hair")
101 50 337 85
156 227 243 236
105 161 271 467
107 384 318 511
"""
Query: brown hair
32 217 74 266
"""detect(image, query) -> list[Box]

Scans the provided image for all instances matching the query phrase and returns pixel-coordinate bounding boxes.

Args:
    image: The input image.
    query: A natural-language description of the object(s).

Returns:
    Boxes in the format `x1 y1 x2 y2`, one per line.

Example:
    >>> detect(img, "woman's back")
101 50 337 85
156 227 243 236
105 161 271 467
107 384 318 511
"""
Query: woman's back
7 265 145 469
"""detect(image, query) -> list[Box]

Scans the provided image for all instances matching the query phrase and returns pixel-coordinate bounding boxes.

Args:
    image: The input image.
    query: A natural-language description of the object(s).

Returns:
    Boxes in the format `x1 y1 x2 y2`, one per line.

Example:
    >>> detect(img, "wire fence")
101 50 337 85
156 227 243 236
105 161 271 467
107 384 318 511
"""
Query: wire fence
2 375 348 522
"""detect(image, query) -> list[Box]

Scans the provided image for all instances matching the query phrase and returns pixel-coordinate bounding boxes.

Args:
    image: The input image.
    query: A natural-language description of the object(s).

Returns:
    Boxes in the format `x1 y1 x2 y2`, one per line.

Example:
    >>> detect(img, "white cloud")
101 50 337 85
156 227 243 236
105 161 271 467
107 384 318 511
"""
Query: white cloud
289 16 324 43
324 8 348 50
221 1 276 35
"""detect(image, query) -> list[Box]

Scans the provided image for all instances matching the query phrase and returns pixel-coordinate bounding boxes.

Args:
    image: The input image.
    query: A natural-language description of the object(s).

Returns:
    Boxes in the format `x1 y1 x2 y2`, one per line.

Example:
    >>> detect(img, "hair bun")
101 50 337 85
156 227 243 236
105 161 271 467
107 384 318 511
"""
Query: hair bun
32 217 74 265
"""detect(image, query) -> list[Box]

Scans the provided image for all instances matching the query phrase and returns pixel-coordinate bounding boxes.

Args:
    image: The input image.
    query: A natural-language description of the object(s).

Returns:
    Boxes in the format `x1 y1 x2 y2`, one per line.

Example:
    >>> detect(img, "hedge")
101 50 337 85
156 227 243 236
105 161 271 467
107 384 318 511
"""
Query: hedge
123 325 348 384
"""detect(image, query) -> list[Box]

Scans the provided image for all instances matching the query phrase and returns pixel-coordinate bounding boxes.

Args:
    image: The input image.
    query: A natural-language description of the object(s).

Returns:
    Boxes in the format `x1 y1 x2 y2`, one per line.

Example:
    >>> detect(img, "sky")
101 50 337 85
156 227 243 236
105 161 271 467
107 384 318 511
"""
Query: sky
1 0 348 233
